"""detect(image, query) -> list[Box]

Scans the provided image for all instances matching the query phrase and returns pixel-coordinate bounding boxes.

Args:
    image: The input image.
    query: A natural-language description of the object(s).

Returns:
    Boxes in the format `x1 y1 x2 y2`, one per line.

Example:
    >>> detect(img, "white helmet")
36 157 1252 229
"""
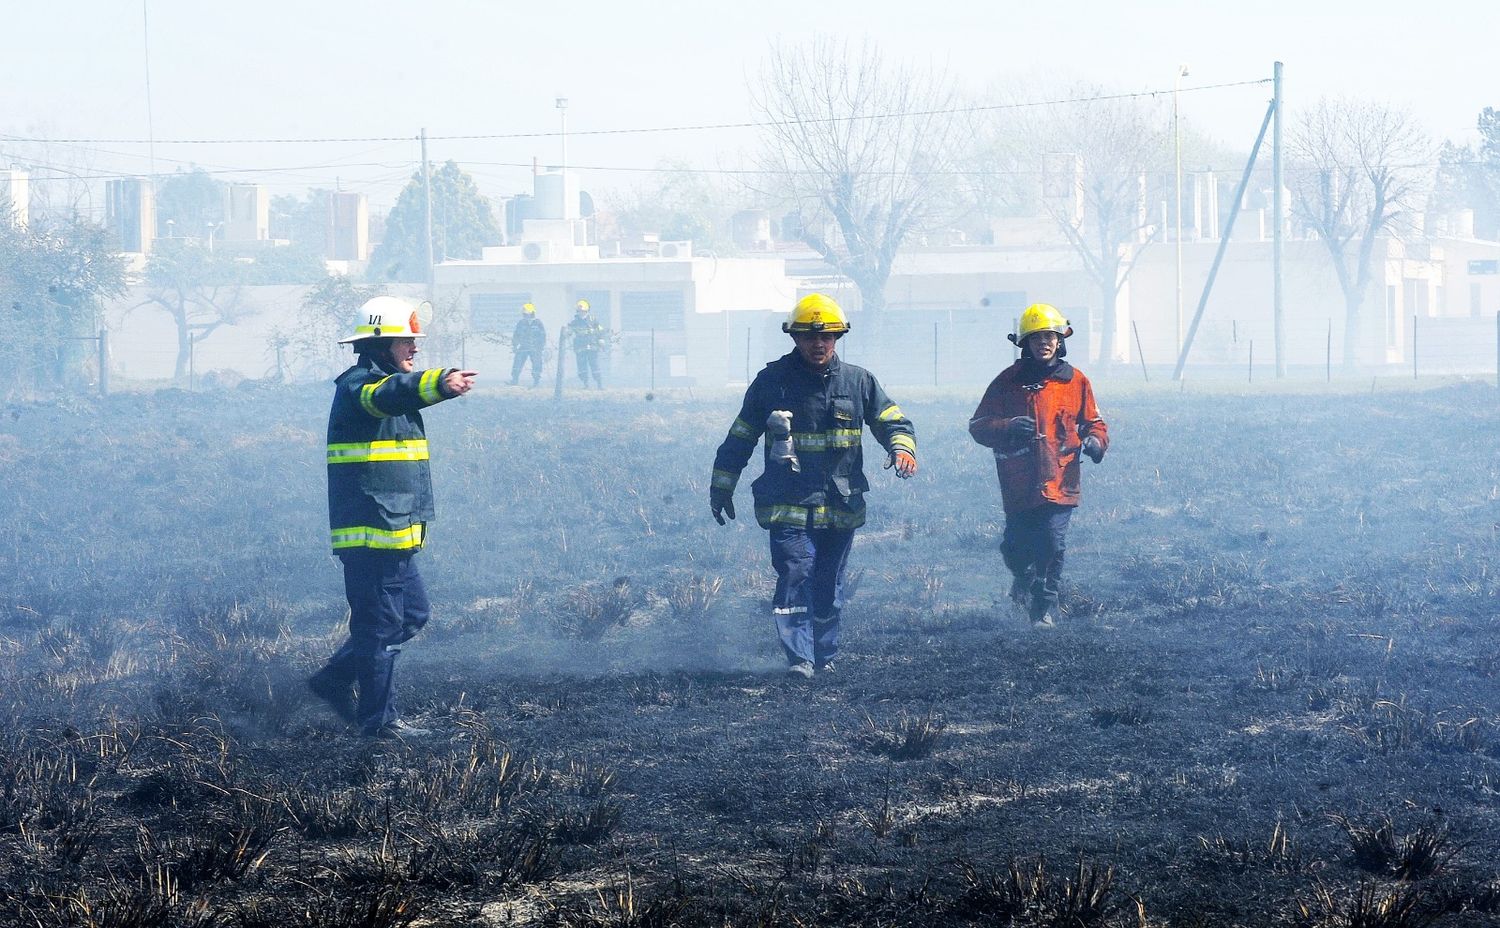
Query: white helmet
338 296 431 344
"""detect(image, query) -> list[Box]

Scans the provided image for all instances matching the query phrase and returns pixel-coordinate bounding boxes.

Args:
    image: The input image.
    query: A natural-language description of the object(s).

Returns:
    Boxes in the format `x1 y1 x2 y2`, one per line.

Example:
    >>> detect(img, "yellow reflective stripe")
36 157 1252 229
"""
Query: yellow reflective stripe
878 404 905 422
754 504 864 530
889 433 916 453
711 469 739 490
728 417 756 440
359 377 392 419
330 524 425 550
327 440 430 464
791 429 862 451
418 369 444 405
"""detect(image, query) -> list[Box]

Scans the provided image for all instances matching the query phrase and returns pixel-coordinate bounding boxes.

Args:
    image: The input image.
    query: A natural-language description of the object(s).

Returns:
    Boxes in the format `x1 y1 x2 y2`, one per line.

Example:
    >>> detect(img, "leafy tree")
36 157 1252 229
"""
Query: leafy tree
0 217 125 393
369 161 500 282
155 167 226 241
281 275 383 379
750 37 962 316
239 244 328 285
1431 109 1500 240
134 240 250 382
605 161 735 252
269 188 335 252
1288 98 1429 367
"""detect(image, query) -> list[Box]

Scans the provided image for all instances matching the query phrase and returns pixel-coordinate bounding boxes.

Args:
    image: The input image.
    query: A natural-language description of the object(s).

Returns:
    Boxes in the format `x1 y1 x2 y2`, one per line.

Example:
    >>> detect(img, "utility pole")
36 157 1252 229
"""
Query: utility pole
421 128 434 301
1272 61 1286 378
1174 64 1189 355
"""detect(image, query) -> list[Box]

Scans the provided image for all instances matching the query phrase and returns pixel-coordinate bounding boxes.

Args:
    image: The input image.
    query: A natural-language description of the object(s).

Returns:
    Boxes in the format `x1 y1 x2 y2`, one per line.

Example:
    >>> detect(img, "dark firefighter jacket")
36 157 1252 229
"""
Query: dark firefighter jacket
712 351 916 531
512 316 546 352
327 356 455 552
968 359 1108 515
567 316 606 353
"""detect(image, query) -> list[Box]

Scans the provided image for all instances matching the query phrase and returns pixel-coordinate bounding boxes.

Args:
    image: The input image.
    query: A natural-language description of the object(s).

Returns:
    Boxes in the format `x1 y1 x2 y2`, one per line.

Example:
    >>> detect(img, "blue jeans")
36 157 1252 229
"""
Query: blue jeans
317 548 430 733
769 526 855 667
1001 503 1073 620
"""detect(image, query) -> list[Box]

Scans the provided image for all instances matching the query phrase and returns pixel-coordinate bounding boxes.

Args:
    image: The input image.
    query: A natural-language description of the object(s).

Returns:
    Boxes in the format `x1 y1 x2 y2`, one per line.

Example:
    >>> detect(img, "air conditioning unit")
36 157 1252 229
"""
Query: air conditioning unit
521 241 552 261
658 240 692 259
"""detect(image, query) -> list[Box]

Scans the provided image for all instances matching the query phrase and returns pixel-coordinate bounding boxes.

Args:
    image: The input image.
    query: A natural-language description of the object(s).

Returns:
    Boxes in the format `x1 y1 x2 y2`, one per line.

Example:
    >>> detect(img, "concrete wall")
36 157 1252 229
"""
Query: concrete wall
102 283 427 386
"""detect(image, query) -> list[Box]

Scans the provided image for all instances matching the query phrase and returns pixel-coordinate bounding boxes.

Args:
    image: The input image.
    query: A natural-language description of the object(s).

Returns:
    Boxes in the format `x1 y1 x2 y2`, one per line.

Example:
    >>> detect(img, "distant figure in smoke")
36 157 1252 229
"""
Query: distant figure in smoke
968 303 1108 628
308 296 478 739
508 302 546 387
567 299 606 389
710 293 917 678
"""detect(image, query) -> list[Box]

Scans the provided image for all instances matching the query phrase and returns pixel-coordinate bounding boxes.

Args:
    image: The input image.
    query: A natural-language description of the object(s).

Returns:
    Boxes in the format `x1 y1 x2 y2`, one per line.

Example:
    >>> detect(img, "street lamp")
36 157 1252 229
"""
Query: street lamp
1174 64 1190 357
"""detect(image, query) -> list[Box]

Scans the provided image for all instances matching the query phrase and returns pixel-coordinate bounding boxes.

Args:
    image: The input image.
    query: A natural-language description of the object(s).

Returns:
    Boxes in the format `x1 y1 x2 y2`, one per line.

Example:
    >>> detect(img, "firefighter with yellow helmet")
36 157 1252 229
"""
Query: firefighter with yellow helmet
711 293 917 677
509 302 546 387
567 299 607 389
968 303 1108 628
308 296 478 738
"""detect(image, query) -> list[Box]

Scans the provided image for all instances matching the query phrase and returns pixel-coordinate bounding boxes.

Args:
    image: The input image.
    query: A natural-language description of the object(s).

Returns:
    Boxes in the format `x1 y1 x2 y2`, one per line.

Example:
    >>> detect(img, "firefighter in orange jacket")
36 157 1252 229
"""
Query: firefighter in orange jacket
969 304 1108 627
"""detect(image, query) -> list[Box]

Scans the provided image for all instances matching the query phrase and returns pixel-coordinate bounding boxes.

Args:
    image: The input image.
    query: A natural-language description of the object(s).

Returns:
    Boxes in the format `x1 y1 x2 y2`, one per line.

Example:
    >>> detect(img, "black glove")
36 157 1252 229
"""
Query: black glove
1082 435 1105 463
1005 415 1037 442
710 487 736 525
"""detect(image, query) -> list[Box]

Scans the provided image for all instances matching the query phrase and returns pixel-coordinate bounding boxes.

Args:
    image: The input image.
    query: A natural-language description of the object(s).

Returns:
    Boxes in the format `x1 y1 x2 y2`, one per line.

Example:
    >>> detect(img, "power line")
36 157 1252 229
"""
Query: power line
16 161 412 182
5 79 1274 147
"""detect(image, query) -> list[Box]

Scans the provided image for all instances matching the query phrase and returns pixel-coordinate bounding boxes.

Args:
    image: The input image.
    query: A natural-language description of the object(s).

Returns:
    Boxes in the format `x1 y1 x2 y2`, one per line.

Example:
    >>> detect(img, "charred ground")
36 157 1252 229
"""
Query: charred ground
1 381 1498 927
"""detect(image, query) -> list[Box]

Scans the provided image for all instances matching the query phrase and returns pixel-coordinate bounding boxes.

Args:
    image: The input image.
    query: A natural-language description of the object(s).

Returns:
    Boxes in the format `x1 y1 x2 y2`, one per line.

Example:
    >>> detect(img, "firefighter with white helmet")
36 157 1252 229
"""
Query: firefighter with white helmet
969 303 1108 628
308 296 479 738
711 293 917 677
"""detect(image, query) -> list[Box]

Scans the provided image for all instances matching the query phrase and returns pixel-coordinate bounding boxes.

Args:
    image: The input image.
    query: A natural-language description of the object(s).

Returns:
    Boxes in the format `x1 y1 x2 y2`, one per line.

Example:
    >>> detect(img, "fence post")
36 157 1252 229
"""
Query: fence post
932 321 939 387
650 328 656 393
1412 314 1418 381
1248 340 1254 383
98 330 109 397
1495 310 1499 389
188 333 196 392
1326 318 1332 384
1131 321 1149 382
553 328 567 400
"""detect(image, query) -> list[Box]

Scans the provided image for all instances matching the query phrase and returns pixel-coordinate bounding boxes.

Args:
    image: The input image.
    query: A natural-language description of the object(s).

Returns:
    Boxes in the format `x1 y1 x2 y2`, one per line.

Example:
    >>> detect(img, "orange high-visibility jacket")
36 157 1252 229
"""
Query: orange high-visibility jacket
968 360 1108 515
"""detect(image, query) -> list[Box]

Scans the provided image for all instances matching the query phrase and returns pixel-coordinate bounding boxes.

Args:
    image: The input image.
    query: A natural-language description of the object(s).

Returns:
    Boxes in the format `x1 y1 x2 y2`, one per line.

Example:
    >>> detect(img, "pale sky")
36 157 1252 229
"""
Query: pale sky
4 0 1496 214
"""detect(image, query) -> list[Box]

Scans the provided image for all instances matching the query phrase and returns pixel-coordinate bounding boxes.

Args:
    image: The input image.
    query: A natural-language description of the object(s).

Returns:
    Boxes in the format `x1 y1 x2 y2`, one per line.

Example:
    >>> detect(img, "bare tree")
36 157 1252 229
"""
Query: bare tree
1288 98 1430 367
751 37 961 316
133 240 249 382
1010 89 1170 365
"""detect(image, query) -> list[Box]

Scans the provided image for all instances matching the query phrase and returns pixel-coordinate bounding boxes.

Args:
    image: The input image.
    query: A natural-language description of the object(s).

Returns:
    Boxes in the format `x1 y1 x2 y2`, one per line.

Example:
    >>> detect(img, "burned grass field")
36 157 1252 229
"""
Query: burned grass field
2 380 1499 926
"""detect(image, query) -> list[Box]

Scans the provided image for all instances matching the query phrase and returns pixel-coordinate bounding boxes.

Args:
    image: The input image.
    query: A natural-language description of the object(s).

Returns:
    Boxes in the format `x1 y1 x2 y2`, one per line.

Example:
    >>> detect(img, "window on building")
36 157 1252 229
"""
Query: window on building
470 292 531 332
620 290 686 331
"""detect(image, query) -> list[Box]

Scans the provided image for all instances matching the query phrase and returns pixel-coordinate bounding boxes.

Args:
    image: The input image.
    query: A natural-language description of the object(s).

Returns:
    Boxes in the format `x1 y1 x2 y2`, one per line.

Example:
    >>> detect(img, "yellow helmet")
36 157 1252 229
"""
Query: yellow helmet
522 302 536 315
1009 303 1072 345
338 296 430 344
783 293 850 335
575 299 591 313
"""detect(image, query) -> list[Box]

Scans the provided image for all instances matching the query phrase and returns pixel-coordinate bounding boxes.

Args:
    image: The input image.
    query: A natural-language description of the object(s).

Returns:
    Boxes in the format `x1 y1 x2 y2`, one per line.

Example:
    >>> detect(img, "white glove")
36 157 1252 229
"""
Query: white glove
766 410 793 439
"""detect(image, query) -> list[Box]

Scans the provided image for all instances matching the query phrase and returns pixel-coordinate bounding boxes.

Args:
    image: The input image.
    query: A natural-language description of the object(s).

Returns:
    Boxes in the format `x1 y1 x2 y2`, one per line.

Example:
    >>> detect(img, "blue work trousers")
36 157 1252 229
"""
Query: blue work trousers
318 548 430 734
1001 503 1073 619
769 525 855 668
510 348 544 385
